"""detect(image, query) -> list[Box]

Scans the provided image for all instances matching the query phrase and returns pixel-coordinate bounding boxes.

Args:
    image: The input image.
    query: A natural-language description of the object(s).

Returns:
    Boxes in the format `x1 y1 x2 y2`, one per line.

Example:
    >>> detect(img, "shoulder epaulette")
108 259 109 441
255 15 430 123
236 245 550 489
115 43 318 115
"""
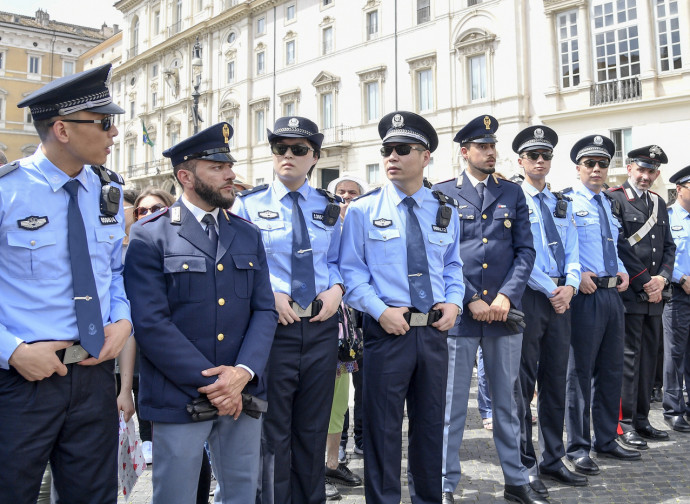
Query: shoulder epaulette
0 161 20 178
91 165 125 185
435 178 456 185
552 191 572 202
316 187 344 204
560 187 573 194
139 206 169 224
237 183 269 197
509 174 525 185
432 190 459 208
497 176 520 186
353 187 382 201
608 186 624 193
229 211 252 224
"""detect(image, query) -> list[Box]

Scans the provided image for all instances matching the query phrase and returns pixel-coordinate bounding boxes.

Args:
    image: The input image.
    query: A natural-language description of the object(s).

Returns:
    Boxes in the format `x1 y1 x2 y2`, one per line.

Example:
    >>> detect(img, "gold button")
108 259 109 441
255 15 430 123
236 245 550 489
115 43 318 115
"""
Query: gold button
482 238 488 243
482 214 487 220
183 263 189 270
217 264 224 271
217 333 224 341
30 240 36 246
249 262 254 267
109 234 114 239
482 263 488 269
218 298 225 306
504 213 508 217
483 290 488 295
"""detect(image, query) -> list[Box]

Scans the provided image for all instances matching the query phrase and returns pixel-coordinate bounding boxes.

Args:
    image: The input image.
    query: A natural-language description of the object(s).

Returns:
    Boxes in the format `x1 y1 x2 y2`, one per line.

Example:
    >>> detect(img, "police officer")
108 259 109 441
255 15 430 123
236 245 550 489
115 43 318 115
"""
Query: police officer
0 64 132 503
608 146 675 448
512 126 585 490
123 122 277 503
233 116 344 504
661 166 690 432
563 135 640 478
432 115 541 504
339 111 463 504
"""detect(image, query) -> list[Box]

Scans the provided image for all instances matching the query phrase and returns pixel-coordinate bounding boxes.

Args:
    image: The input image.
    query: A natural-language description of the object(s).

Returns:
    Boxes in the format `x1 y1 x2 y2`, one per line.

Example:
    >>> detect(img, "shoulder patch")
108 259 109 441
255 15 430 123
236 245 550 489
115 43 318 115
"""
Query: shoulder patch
238 184 269 197
0 161 20 178
432 190 459 207
91 165 125 185
139 206 170 225
353 187 382 201
561 187 573 194
315 187 344 204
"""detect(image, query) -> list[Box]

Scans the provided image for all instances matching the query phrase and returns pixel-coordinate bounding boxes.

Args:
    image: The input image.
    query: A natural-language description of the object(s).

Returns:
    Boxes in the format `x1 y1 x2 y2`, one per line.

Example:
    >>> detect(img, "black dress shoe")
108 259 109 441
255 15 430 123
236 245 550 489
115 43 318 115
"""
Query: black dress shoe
570 456 600 475
540 465 588 486
636 424 669 440
504 483 549 504
595 444 642 460
528 475 549 497
651 386 663 403
324 464 362 486
442 491 456 504
618 431 648 449
665 415 690 432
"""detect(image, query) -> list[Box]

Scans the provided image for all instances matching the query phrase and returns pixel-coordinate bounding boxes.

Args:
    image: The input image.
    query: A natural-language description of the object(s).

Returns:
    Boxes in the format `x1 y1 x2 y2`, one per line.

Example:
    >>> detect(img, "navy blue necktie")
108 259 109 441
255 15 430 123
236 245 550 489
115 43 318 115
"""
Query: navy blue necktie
593 194 618 276
476 182 485 206
64 180 104 358
537 193 566 276
403 197 434 313
202 213 218 252
289 192 316 309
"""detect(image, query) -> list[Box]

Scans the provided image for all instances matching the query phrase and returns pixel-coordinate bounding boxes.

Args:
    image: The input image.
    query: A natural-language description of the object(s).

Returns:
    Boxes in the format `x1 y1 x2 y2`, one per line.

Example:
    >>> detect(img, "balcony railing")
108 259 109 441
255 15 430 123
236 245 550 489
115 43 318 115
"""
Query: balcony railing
126 159 169 180
590 76 641 106
322 125 354 146
128 45 138 59
224 0 241 8
167 21 182 37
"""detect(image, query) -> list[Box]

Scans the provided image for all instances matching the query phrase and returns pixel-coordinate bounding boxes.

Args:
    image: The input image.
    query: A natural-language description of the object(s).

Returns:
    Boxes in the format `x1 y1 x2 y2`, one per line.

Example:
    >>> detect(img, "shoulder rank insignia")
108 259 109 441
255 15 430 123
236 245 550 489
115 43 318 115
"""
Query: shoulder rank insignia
238 184 269 197
0 161 20 178
373 218 392 228
258 210 279 220
353 187 382 201
18 215 49 230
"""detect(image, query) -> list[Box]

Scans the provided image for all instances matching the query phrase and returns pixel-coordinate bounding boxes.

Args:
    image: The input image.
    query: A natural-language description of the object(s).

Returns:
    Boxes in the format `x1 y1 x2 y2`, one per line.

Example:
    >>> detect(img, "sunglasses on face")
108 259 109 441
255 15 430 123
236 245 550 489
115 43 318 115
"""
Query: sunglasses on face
49 115 114 131
135 204 165 219
523 151 554 161
380 144 427 157
580 159 610 169
270 143 314 156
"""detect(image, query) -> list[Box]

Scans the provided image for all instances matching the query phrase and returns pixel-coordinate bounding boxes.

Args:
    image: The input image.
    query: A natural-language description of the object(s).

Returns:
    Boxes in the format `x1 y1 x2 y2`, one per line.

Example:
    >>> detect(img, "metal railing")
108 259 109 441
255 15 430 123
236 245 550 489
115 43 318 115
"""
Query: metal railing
590 76 641 106
126 159 169 180
322 125 354 146
167 21 182 37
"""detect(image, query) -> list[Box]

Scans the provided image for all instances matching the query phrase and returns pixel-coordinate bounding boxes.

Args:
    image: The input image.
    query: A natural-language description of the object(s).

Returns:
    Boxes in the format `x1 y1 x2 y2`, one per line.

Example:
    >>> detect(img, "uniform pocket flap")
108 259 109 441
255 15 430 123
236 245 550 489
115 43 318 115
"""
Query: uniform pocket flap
494 208 516 220
232 254 261 270
163 255 207 273
7 230 57 250
95 227 126 243
368 228 401 241
255 220 285 231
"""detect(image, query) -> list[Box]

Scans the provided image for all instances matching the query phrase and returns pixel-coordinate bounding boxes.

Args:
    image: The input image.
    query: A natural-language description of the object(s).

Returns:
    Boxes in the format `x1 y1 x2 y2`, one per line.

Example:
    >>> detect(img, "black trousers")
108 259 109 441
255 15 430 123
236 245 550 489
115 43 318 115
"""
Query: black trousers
362 316 448 504
341 356 363 450
0 360 118 504
620 313 662 431
662 289 690 417
518 287 571 473
258 314 339 504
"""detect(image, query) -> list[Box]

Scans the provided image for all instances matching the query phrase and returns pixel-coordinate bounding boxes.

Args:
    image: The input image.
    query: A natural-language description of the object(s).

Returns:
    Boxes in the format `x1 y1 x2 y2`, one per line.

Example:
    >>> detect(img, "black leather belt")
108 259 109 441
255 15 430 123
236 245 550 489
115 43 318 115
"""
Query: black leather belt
290 299 323 318
592 276 619 289
550 277 566 286
403 309 443 327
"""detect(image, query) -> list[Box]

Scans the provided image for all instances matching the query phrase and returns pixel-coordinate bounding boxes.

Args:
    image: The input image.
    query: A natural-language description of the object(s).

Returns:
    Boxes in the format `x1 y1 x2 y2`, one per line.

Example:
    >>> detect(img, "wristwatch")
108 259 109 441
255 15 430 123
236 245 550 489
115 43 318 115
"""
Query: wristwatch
680 275 687 286
469 292 481 303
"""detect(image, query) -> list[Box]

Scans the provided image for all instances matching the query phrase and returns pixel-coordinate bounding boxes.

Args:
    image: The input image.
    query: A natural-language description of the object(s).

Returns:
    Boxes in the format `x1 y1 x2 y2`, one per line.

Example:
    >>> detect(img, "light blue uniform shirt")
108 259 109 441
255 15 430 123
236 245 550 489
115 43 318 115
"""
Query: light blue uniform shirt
0 148 131 368
522 182 580 297
668 202 690 283
233 179 342 296
339 183 465 320
568 182 626 276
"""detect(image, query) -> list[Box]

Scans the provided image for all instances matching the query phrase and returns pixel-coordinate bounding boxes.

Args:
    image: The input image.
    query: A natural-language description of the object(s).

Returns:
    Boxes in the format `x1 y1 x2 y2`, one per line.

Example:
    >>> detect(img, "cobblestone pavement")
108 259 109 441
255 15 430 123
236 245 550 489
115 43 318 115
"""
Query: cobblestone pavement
119 373 690 503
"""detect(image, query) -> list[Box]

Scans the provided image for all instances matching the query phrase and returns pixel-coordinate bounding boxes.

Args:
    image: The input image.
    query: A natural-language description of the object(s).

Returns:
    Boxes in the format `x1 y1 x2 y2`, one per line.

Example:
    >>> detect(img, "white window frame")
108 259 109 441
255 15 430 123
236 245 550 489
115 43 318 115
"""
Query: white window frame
556 9 581 89
469 54 487 101
417 0 430 24
256 50 265 75
591 0 640 82
286 3 296 23
654 0 682 72
28 55 41 79
454 31 495 104
285 39 296 66
367 163 380 184
153 10 160 34
257 16 266 35
356 66 386 123
407 53 436 113
62 60 75 77
366 9 379 40
322 26 334 55
227 60 236 83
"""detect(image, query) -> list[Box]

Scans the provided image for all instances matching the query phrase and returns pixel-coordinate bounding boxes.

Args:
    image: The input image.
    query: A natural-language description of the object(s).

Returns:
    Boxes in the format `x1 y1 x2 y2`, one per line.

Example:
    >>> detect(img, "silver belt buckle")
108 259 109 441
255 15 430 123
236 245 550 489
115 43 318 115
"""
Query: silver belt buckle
292 302 313 318
607 277 617 289
409 312 429 327
550 277 560 285
63 344 89 364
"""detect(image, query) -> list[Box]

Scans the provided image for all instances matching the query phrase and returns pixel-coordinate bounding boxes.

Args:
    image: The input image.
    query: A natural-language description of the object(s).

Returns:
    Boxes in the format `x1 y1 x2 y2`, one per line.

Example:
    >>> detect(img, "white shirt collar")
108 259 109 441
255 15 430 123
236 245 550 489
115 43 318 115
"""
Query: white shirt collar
465 170 488 188
180 194 220 224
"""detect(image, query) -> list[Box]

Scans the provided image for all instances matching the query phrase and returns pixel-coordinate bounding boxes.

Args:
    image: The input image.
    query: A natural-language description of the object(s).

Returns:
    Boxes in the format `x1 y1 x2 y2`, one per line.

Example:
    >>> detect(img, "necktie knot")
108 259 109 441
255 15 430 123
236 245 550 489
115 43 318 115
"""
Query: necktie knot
403 197 416 210
593 193 602 204
201 213 217 229
289 191 301 204
64 179 81 198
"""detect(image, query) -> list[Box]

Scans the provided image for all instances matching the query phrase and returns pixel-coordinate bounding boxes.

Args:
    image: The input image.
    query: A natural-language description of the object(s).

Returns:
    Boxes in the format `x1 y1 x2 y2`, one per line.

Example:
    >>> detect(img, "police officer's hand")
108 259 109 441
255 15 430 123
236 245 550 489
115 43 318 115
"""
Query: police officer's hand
579 272 598 295
274 292 300 325
643 276 665 303
117 390 135 422
682 277 690 295
617 272 629 293
432 303 460 332
311 285 343 322
79 319 133 366
378 307 410 335
549 286 574 314
199 365 251 420
468 299 491 322
8 341 72 381
489 293 511 322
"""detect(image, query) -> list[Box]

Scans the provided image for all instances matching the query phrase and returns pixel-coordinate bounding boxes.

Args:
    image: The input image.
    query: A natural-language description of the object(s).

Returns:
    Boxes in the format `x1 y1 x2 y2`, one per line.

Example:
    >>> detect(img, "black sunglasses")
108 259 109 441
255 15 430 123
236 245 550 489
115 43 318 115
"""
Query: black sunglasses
49 115 113 131
270 143 314 156
523 151 553 161
380 144 427 157
580 159 610 169
135 204 165 219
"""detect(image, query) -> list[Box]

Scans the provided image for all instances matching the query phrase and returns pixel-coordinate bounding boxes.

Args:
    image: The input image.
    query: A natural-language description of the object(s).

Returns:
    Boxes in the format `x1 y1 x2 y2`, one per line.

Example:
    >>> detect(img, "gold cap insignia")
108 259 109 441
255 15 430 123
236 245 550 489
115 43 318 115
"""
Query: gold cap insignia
484 116 491 130
222 124 230 144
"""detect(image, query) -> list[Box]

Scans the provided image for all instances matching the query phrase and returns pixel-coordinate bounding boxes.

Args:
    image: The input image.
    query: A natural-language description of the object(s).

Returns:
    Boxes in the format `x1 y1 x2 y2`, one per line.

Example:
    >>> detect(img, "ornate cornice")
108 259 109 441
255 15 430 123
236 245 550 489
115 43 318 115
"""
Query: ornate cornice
542 0 586 14
454 31 497 56
406 52 436 71
249 97 270 111
312 71 340 93
278 88 301 102
356 65 387 82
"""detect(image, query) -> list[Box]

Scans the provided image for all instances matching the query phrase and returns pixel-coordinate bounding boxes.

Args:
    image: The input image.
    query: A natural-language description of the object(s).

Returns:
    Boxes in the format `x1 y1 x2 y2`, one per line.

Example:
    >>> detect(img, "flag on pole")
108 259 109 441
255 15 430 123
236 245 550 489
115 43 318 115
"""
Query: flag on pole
142 120 154 147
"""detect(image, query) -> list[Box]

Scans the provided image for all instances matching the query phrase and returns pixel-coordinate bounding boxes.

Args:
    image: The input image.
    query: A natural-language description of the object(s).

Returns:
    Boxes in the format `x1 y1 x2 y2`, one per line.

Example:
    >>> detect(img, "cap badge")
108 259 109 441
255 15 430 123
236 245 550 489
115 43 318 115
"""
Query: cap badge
222 124 230 144
288 117 299 128
534 128 544 139
594 135 603 145
649 145 662 158
392 114 404 128
105 67 113 87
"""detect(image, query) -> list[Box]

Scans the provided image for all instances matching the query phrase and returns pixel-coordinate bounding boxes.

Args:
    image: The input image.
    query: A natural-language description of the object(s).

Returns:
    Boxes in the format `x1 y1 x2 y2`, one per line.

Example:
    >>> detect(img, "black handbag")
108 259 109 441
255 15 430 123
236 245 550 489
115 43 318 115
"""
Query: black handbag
338 304 364 362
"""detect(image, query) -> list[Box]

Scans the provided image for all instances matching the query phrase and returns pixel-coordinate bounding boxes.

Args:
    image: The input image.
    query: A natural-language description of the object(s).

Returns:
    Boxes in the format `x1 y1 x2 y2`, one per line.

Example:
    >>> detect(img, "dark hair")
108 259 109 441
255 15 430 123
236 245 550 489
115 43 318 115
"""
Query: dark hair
134 187 175 220
173 158 197 179
123 188 140 206
33 118 54 142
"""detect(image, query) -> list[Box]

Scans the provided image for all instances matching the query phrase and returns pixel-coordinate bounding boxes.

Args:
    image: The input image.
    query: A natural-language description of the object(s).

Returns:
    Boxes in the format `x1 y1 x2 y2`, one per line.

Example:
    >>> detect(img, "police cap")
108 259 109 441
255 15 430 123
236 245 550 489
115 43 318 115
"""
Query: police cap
17 64 124 120
378 111 438 153
669 165 690 185
570 135 615 164
267 116 324 149
163 122 236 167
627 145 668 170
454 114 499 145
512 125 558 154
